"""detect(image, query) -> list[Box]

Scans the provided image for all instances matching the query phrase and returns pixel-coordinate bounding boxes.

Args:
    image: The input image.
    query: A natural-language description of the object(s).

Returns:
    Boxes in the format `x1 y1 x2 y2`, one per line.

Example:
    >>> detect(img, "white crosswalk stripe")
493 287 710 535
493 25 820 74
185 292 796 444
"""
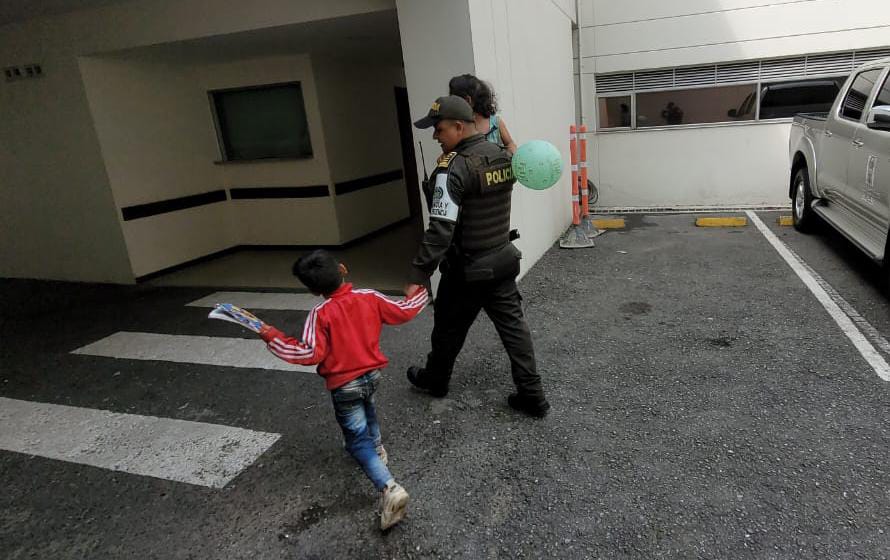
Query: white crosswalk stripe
72 331 316 373
187 291 323 311
0 397 281 488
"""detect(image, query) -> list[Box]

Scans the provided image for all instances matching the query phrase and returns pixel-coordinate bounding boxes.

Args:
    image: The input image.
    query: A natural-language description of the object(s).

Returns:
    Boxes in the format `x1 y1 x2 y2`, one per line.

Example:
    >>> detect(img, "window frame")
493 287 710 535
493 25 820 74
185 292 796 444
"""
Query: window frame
595 71 854 133
208 80 313 163
596 92 634 131
870 66 890 110
632 82 759 129
838 68 885 124
755 76 846 120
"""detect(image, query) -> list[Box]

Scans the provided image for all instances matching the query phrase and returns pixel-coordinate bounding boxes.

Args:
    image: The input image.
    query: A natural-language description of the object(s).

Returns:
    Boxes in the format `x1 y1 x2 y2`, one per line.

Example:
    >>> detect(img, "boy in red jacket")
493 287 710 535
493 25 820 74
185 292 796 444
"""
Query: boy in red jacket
258 250 428 531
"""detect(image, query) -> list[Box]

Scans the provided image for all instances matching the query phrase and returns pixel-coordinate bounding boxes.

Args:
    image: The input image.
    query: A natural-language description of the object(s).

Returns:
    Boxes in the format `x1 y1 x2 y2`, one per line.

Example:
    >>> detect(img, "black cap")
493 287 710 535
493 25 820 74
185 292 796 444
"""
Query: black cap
414 95 475 129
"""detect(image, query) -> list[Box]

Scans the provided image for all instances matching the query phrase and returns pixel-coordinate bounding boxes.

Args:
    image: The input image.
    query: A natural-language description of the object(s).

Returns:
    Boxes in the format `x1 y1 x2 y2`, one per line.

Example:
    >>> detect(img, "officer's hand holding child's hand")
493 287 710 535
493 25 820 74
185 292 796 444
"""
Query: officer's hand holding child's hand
404 284 423 298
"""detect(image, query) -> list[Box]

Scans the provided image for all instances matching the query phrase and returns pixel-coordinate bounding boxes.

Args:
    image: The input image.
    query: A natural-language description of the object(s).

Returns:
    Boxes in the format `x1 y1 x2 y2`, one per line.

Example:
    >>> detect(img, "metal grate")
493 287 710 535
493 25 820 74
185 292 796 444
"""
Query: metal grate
674 65 716 87
853 48 890 66
595 72 633 94
595 47 890 95
715 61 760 84
806 51 854 76
760 56 806 80
633 69 674 90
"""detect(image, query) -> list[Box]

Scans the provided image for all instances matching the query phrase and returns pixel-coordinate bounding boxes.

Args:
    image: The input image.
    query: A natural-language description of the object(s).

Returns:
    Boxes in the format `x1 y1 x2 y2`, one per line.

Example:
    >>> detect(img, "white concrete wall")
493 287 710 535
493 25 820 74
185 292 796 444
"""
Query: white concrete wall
396 0 475 216
313 56 410 242
0 37 133 282
580 0 890 73
78 52 341 276
469 0 576 272
0 0 395 283
198 54 340 247
577 0 890 208
79 56 234 278
595 122 792 207
398 0 576 277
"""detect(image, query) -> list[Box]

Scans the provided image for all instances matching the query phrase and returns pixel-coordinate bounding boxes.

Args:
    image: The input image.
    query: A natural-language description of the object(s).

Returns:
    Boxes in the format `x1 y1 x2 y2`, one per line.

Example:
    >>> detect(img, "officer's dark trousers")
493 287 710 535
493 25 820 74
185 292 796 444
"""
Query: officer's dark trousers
424 269 546 404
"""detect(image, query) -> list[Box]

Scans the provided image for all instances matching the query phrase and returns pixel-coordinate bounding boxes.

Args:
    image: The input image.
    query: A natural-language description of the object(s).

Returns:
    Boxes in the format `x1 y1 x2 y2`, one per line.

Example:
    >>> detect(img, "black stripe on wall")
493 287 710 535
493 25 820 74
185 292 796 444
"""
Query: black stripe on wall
121 190 227 221
334 169 404 195
229 186 329 199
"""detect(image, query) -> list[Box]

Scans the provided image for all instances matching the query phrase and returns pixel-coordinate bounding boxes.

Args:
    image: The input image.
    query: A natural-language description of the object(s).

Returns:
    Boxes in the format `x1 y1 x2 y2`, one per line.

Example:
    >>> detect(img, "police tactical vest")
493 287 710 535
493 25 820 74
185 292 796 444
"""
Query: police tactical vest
455 137 514 255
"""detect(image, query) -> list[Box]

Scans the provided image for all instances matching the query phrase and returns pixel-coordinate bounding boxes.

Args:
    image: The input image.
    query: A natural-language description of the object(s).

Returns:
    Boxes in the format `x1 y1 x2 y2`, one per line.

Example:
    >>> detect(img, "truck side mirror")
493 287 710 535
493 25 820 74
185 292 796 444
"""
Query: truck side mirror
866 105 890 131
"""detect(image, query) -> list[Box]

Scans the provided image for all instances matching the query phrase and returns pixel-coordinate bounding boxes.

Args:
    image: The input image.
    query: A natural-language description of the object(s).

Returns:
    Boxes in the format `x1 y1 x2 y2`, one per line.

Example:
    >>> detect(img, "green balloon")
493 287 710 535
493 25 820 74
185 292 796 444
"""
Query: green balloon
512 140 563 190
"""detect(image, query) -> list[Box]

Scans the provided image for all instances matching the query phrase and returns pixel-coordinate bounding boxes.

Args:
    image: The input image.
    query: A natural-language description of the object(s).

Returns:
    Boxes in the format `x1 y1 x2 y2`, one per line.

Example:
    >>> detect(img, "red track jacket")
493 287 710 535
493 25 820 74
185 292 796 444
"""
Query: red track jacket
259 283 428 390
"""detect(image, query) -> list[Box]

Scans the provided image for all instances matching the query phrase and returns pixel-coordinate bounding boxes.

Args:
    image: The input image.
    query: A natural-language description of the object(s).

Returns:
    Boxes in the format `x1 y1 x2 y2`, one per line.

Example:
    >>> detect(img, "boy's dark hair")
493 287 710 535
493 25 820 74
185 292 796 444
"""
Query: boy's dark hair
293 250 342 296
448 74 497 118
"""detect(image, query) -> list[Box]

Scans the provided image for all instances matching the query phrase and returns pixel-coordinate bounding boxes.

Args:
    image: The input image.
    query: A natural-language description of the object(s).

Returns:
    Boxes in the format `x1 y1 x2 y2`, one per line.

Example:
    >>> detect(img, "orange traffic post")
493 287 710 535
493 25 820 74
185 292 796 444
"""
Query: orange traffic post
560 124 595 249
577 124 604 239
579 124 589 218
570 124 580 226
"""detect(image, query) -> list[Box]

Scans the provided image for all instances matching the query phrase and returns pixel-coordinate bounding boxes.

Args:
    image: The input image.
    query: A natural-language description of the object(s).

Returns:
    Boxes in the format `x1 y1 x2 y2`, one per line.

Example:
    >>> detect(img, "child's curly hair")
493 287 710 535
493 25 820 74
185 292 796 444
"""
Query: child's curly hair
448 74 498 118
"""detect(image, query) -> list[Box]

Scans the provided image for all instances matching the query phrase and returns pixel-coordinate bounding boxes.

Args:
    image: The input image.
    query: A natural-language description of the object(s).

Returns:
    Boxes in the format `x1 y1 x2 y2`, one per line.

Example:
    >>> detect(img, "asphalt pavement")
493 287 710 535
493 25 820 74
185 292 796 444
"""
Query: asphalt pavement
2 212 889 559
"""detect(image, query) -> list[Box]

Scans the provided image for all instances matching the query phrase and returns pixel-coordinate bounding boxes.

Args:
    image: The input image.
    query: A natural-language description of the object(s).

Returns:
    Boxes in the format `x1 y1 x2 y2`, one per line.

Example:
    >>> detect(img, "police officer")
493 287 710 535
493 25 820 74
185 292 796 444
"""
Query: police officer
404 95 550 418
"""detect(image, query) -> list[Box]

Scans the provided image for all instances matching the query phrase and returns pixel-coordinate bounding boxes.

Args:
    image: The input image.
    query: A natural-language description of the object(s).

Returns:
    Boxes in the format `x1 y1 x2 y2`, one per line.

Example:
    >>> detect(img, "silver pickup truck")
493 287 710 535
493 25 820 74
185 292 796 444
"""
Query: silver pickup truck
789 58 890 287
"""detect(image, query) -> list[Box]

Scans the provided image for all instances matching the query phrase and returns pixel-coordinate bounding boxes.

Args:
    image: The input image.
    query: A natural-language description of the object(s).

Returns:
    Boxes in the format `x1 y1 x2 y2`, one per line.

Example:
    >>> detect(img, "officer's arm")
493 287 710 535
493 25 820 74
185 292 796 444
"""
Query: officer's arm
408 163 465 284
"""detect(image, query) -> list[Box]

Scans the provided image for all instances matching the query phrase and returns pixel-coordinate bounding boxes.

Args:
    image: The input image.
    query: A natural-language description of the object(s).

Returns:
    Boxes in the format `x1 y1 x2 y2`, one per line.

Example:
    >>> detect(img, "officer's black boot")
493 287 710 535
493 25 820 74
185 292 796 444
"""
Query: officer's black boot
507 393 550 418
406 366 449 398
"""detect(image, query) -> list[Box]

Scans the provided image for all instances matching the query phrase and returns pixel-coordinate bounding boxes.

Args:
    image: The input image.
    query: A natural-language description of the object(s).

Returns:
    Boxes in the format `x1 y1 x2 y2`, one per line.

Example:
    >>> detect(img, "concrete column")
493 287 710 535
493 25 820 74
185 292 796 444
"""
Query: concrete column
396 0 578 277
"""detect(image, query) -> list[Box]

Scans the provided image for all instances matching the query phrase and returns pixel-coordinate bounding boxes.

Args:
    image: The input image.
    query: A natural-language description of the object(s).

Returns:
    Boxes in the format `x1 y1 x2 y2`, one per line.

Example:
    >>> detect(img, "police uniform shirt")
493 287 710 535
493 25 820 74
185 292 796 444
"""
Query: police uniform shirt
409 134 515 284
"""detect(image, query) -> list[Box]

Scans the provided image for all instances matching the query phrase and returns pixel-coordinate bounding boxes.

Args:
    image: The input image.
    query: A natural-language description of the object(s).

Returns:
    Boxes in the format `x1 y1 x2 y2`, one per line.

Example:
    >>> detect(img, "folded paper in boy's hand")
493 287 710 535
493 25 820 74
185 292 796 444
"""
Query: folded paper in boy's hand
208 303 265 333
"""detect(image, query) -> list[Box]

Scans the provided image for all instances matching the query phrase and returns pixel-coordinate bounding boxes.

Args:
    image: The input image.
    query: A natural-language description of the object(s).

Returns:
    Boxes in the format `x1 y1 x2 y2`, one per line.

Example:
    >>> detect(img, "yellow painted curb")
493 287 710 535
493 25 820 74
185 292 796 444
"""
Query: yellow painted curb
778 216 793 226
695 217 748 228
592 218 625 229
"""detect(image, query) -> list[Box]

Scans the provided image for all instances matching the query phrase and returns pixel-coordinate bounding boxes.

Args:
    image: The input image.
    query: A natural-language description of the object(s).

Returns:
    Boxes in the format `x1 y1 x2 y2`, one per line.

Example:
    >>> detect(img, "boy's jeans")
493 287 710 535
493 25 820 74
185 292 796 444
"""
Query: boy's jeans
330 370 393 491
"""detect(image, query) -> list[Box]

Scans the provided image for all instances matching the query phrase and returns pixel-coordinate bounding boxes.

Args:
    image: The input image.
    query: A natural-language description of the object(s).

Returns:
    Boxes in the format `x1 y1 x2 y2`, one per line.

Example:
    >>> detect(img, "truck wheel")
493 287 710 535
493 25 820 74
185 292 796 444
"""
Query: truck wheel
792 167 816 233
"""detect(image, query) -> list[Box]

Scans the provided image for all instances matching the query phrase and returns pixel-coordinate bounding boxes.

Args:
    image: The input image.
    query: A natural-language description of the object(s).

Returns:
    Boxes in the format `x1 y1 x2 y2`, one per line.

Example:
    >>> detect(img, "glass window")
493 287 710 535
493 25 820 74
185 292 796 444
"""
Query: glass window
597 96 632 128
840 69 882 122
758 78 845 119
211 82 313 161
635 84 757 128
871 71 890 108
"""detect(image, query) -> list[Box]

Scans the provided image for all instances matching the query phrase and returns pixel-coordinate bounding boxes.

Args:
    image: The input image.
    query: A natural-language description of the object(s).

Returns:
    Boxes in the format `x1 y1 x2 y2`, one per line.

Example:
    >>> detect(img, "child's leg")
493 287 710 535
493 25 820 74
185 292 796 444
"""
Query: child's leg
365 384 382 449
331 376 393 491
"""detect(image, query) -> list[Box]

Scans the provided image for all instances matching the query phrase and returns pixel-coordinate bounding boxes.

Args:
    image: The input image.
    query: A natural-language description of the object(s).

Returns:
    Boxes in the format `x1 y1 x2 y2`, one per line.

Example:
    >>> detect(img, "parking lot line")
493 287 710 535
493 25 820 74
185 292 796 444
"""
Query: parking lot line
186 291 322 310
695 217 748 227
591 218 625 229
0 397 281 488
747 211 890 381
72 332 315 373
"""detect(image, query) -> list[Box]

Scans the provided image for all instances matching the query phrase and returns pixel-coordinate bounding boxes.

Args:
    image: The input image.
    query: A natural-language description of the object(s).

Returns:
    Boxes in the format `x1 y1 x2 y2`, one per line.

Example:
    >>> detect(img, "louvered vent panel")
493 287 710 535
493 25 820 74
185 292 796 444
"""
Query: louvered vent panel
674 66 716 87
805 52 853 76
634 70 674 90
760 57 806 80
595 73 633 94
853 48 890 66
715 61 759 84
845 94 866 115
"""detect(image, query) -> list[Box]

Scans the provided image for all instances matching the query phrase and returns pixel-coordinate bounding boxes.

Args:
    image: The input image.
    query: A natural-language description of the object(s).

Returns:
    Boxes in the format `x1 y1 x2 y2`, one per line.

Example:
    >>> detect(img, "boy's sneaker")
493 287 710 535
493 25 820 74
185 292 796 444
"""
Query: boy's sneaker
376 445 388 466
380 482 409 531
406 366 448 398
507 393 551 418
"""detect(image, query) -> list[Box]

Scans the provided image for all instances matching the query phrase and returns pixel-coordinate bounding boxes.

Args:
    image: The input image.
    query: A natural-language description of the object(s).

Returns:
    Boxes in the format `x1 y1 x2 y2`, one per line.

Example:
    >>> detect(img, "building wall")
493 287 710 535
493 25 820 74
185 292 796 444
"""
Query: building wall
198 55 340 248
313 56 410 243
578 0 890 208
78 56 233 278
580 0 890 74
0 34 133 282
0 0 395 283
596 122 792 207
468 0 576 272
398 0 576 279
